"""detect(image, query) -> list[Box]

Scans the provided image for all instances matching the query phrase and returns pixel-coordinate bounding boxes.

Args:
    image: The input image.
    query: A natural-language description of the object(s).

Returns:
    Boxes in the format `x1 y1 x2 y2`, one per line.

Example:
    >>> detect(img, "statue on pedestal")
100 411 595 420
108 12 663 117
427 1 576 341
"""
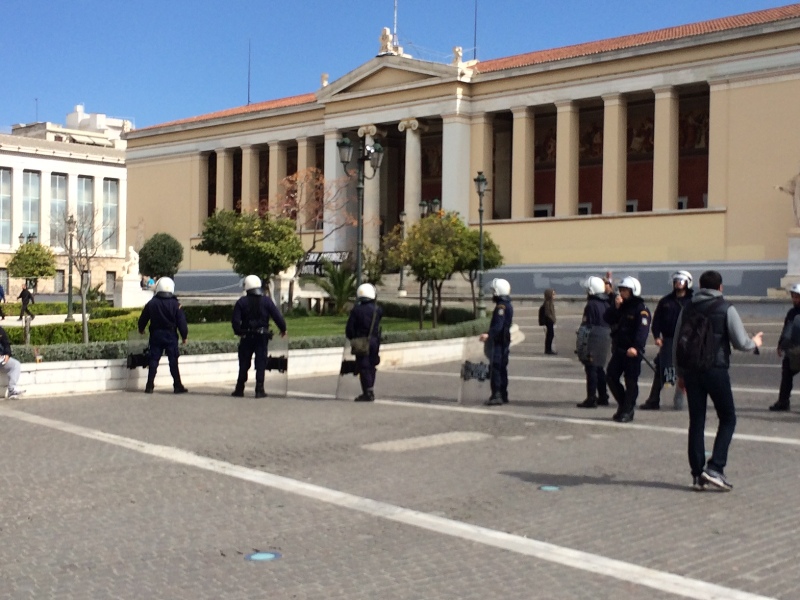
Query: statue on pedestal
122 245 140 277
776 167 800 227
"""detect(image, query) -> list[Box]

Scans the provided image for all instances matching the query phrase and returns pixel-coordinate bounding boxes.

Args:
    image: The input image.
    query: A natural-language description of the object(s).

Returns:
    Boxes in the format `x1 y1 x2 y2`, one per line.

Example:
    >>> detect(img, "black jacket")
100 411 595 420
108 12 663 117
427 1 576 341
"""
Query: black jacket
346 300 382 341
17 289 33 305
779 305 800 351
232 294 287 336
652 290 693 340
487 296 514 348
138 293 188 340
0 326 11 356
582 295 612 329
607 296 651 353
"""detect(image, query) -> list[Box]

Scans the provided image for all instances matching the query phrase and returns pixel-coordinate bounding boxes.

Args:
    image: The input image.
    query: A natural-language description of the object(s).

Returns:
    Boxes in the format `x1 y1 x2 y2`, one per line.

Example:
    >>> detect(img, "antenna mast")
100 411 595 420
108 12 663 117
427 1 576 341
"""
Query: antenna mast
393 0 399 47
473 0 478 60
247 39 252 105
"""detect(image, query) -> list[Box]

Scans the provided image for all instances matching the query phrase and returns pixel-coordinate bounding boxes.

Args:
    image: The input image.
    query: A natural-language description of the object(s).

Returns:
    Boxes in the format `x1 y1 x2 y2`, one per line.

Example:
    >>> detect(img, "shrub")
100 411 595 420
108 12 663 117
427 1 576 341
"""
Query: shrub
139 232 184 278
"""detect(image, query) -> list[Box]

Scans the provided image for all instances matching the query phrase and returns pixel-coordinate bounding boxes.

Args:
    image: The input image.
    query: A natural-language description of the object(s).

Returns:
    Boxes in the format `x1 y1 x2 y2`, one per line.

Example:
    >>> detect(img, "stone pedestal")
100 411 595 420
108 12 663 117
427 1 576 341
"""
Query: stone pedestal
114 274 152 308
274 265 297 306
780 228 800 288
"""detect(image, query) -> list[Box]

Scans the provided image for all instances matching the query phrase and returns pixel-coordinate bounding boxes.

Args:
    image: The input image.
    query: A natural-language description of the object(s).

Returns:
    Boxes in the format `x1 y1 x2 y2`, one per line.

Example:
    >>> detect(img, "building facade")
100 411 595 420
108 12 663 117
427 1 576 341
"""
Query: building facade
125 5 800 295
0 108 128 297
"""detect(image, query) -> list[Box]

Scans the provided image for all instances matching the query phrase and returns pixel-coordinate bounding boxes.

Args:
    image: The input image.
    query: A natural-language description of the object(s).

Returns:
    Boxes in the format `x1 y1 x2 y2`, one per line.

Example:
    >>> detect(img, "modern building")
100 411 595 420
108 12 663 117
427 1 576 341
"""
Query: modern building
125 5 800 295
0 106 129 298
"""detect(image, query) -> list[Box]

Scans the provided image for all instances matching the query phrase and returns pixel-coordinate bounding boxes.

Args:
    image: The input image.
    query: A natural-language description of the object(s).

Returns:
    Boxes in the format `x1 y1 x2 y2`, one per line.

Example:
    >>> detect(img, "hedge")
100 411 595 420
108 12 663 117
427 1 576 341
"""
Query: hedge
13 318 491 363
25 301 109 316
6 315 139 346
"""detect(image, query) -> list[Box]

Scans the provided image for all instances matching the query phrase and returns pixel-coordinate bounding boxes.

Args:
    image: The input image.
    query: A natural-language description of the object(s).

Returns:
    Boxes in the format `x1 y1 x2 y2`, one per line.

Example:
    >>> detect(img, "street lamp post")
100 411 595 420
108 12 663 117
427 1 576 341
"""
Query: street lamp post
473 171 488 318
337 135 384 287
397 211 406 296
418 199 440 315
65 215 76 322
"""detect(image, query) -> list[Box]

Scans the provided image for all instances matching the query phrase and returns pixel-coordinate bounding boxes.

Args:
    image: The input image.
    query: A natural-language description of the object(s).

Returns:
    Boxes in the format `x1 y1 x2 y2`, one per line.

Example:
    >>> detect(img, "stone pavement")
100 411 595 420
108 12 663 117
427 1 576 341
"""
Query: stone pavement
0 305 798 599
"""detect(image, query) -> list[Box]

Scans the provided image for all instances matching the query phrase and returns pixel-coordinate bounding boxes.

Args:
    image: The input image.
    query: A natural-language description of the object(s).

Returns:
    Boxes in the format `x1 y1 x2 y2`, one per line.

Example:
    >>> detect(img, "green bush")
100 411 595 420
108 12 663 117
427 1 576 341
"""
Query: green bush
6 314 139 346
22 301 109 316
379 301 475 325
181 304 234 323
90 307 138 320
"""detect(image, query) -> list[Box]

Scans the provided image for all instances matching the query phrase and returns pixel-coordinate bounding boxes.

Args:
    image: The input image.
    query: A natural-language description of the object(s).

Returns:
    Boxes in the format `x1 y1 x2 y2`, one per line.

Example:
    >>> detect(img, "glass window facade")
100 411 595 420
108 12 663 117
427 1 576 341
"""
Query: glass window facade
22 171 41 240
102 178 118 250
51 173 67 247
0 169 10 246
77 176 94 247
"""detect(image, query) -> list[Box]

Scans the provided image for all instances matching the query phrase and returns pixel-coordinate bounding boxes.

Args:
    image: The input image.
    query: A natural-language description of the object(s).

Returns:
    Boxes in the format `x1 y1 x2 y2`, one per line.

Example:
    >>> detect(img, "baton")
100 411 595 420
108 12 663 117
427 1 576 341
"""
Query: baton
637 348 657 373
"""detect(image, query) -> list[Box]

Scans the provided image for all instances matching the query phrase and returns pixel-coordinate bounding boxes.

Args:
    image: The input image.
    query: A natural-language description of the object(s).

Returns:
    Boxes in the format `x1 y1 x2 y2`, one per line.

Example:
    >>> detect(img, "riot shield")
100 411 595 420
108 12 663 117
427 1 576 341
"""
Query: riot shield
126 331 149 370
264 333 289 397
336 339 363 401
575 325 611 367
458 337 492 405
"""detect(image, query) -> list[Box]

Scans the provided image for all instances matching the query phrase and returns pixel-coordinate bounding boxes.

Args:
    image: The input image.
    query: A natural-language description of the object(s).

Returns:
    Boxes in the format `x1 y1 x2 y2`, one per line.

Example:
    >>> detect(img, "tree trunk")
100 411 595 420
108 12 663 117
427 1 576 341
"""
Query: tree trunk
80 289 89 344
470 271 477 317
418 281 424 329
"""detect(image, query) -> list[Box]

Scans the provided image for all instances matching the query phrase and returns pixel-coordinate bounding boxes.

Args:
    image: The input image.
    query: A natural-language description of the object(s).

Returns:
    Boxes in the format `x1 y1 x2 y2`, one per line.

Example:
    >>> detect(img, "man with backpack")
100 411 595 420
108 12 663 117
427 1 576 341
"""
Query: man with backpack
674 270 763 491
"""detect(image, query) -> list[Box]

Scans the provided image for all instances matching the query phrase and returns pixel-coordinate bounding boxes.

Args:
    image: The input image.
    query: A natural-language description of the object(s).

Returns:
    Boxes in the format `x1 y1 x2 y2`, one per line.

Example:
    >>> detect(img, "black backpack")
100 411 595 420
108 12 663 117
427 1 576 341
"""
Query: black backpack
675 300 723 372
538 304 546 326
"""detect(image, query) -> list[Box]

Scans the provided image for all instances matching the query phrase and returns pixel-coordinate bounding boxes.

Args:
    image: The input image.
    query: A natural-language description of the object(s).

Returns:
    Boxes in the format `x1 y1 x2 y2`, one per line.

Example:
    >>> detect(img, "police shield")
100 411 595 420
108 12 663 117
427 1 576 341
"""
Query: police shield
575 324 611 367
126 330 149 370
336 339 363 401
658 337 676 386
458 337 492 405
264 332 289 397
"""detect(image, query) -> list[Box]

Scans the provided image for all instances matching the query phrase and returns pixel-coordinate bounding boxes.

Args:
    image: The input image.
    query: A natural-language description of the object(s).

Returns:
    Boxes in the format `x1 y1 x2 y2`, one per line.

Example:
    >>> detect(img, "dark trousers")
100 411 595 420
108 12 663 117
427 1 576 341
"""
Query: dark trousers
147 331 182 389
19 302 33 319
544 323 555 353
491 347 510 399
778 355 799 403
584 364 608 400
685 367 736 477
606 351 642 411
237 334 268 390
356 353 377 393
646 353 664 403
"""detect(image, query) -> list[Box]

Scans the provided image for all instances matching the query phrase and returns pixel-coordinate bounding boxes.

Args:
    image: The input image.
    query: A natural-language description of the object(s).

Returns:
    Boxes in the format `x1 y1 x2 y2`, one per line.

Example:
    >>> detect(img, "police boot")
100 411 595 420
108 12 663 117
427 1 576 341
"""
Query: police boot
144 376 155 394
769 400 790 412
255 384 267 399
484 393 503 406
354 390 374 402
231 383 245 398
639 398 660 410
174 384 189 394
577 397 598 409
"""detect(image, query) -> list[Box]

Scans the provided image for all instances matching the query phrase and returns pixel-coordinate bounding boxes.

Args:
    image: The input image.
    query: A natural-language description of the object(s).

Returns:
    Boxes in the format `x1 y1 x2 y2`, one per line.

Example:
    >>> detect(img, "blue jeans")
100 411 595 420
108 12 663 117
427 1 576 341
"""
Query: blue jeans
685 367 737 476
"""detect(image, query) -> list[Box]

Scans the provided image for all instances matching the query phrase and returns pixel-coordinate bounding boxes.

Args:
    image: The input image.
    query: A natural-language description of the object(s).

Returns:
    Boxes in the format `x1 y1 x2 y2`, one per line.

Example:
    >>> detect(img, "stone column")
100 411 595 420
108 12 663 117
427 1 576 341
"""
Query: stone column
511 106 535 219
653 86 679 211
470 113 494 222
215 147 233 212
399 118 423 229
358 124 382 254
555 100 579 217
442 113 471 221
268 141 287 215
602 93 628 214
189 153 207 238
323 129 351 252
296 137 317 230
241 144 260 213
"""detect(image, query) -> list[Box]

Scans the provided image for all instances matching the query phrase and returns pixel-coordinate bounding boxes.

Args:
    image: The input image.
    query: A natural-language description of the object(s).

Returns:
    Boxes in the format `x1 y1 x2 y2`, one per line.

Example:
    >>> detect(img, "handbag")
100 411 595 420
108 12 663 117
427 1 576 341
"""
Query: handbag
350 307 377 357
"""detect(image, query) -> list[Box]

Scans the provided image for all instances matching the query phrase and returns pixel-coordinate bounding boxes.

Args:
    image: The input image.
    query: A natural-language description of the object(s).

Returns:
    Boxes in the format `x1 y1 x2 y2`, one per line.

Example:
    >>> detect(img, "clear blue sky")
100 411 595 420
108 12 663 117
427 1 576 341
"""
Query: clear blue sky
2 0 795 131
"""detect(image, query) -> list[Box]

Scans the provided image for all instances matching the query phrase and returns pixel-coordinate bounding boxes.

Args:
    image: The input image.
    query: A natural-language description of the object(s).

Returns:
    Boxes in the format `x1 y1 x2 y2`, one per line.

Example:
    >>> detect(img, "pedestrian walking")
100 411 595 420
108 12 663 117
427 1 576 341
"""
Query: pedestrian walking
231 275 287 398
17 285 34 320
137 277 188 394
346 283 383 402
674 270 763 491
768 282 800 412
0 324 24 398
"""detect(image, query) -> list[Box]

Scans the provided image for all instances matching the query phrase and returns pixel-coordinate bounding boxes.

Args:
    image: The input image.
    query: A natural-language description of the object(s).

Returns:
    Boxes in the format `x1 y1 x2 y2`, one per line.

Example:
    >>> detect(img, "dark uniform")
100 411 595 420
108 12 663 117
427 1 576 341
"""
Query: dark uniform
138 293 188 393
17 287 34 320
345 299 383 401
642 289 693 408
486 295 514 405
578 294 612 407
232 294 287 397
771 304 800 411
606 294 651 421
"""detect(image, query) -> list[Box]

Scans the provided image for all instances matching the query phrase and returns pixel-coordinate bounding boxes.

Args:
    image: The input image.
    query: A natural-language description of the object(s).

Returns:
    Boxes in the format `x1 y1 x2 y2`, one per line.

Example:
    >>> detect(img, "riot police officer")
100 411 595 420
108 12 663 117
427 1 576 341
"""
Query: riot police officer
769 282 800 412
576 276 612 408
231 275 287 398
640 270 693 410
480 278 514 406
345 283 383 402
138 277 188 394
606 276 651 422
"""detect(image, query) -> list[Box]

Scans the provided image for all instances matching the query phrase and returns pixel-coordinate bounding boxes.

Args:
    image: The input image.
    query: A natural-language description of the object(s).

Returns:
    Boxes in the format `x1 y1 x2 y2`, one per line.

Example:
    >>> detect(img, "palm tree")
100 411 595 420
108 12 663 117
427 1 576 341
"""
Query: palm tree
316 260 356 315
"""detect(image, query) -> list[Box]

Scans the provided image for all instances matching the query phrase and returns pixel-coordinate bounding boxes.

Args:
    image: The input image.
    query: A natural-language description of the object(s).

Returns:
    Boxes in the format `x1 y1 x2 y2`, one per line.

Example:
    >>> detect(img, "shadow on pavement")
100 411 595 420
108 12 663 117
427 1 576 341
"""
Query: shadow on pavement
502 470 692 492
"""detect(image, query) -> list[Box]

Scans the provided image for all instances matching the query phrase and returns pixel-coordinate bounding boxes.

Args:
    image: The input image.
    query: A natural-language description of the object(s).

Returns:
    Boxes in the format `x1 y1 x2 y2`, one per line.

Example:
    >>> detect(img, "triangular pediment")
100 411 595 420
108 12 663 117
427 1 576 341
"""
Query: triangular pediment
317 55 462 102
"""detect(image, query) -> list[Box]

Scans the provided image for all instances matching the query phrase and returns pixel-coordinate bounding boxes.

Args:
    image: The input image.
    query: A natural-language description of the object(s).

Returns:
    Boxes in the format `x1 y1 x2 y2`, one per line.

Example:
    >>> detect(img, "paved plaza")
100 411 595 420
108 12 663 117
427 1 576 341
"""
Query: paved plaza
1 304 798 599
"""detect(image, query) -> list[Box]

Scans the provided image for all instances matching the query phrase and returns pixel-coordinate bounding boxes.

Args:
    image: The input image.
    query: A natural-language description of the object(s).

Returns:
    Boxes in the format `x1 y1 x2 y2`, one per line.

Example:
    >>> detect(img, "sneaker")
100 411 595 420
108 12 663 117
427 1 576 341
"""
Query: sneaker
7 388 25 398
639 400 660 410
691 476 706 491
769 401 790 412
701 468 733 491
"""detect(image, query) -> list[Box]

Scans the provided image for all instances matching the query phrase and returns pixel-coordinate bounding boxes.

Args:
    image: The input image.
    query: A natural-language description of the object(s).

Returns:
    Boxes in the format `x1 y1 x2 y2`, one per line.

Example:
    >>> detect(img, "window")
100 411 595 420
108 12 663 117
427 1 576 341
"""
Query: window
102 178 118 250
51 173 67 246
105 271 116 293
77 176 94 247
55 270 65 293
22 171 41 240
626 199 638 213
533 204 554 218
577 203 592 215
0 268 8 296
0 168 10 245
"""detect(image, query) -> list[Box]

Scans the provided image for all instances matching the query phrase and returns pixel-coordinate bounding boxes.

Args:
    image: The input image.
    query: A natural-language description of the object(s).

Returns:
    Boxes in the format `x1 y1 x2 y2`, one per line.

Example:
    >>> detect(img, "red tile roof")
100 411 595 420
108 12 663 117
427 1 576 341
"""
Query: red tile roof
478 4 800 73
138 93 317 132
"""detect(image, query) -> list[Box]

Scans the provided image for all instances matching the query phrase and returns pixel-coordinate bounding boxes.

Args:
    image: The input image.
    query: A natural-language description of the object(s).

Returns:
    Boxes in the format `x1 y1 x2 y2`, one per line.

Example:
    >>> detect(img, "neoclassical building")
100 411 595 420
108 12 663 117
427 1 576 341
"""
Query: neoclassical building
125 5 800 295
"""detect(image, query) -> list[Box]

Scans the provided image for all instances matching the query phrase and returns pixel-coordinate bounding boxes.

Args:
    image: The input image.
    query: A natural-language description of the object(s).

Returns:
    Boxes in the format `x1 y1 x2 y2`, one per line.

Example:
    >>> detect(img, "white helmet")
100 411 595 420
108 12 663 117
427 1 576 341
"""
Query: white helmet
790 283 800 295
585 276 606 296
491 278 511 297
356 283 376 301
618 276 642 297
671 270 693 289
243 274 262 295
154 277 175 295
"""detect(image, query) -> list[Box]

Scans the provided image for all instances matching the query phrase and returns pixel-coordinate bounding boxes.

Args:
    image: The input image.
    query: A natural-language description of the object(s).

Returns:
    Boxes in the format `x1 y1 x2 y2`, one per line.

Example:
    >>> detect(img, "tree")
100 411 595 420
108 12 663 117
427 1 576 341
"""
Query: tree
315 260 356 315
139 233 184 278
7 242 56 291
456 229 504 317
195 210 304 292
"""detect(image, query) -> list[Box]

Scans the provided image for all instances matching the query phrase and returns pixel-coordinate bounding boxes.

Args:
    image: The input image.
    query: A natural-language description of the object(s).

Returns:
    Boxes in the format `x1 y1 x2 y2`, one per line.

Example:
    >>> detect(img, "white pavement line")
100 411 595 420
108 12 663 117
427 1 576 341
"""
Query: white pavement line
362 431 492 452
0 407 774 600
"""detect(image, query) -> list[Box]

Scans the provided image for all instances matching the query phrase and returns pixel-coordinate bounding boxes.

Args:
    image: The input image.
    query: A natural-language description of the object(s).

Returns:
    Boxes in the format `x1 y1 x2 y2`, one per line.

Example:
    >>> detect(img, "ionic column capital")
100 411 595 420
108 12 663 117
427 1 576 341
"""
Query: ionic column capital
358 124 388 138
398 118 429 133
